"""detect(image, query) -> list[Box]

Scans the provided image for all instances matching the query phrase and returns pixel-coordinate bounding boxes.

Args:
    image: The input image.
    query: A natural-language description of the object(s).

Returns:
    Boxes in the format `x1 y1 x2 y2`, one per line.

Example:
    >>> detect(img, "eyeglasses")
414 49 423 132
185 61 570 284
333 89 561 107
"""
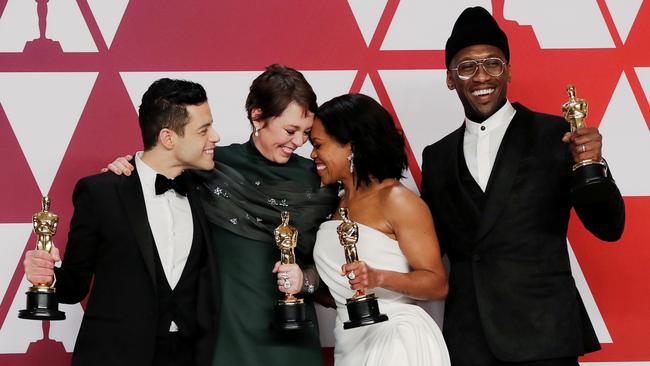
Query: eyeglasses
450 57 506 80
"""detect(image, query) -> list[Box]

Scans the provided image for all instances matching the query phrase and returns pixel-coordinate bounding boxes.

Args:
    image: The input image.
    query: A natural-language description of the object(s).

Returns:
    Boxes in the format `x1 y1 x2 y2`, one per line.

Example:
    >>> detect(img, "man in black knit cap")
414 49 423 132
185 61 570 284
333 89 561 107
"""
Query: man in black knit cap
420 6 625 366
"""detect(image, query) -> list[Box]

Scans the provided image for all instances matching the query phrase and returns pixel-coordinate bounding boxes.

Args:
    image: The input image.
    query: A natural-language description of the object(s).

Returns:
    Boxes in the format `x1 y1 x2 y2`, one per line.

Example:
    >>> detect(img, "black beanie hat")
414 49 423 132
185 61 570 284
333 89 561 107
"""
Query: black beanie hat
445 7 509 68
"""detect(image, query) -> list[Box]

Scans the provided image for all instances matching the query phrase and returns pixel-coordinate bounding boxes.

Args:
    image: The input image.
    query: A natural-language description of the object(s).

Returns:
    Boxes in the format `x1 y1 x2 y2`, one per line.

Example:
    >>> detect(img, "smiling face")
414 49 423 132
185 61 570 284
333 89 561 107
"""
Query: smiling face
252 101 313 164
447 44 511 122
173 102 220 171
309 118 352 186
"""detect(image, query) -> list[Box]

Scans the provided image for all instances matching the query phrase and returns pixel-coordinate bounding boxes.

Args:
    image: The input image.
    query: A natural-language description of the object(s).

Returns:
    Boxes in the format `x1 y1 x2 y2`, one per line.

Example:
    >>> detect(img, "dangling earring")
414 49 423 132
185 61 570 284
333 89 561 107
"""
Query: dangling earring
347 153 354 173
254 128 260 137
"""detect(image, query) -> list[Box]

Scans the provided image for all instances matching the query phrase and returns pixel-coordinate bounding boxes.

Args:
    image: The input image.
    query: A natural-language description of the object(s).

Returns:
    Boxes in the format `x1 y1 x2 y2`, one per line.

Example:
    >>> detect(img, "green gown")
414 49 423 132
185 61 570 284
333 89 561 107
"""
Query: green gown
199 140 337 366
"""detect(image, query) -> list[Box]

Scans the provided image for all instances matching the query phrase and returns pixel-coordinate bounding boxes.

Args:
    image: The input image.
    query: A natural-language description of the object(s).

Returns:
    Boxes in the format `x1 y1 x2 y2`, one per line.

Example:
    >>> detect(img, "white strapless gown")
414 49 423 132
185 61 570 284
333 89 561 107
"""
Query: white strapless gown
314 220 450 366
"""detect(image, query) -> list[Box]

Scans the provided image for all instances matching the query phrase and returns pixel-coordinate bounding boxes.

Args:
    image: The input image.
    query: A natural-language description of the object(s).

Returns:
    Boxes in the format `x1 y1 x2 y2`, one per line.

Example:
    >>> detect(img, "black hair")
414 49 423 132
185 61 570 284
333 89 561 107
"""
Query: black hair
138 78 207 150
316 93 407 188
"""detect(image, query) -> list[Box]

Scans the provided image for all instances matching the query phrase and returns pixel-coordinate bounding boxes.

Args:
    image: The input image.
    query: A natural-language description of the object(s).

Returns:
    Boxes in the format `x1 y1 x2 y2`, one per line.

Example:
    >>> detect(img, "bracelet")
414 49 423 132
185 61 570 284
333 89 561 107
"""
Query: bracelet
302 267 319 294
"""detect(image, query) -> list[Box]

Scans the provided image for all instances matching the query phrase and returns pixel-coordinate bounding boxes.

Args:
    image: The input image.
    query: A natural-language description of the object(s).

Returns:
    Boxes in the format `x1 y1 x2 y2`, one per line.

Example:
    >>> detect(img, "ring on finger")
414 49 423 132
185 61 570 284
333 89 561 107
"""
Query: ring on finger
283 278 291 289
581 144 586 153
347 271 356 280
280 271 289 280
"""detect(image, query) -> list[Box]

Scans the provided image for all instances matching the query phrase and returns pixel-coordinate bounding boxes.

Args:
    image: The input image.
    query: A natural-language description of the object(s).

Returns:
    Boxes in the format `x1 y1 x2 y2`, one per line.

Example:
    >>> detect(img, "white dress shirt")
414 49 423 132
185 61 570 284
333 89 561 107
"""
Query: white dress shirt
463 101 516 192
135 152 193 331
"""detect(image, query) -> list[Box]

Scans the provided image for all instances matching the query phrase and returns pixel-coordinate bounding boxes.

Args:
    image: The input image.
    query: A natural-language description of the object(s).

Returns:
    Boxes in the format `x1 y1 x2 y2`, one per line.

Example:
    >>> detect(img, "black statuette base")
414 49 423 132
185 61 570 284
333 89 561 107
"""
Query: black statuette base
344 293 388 330
19 291 66 321
571 161 617 205
272 299 312 331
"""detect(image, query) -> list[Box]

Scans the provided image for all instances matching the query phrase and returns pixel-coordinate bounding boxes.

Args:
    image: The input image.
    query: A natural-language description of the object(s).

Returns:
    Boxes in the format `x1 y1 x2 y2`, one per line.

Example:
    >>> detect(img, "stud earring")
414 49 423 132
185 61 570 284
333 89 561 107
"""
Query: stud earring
347 153 354 173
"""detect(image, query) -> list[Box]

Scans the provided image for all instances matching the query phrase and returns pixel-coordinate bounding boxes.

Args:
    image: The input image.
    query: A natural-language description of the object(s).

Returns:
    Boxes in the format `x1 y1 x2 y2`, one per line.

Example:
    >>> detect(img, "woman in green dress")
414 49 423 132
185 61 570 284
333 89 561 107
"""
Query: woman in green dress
198 64 337 365
106 65 337 365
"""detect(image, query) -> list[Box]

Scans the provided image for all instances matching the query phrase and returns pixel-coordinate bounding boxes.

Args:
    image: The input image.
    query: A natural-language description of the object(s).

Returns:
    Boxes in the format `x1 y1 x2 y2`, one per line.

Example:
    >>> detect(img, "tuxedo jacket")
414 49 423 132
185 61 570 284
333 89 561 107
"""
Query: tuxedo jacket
420 103 625 363
54 165 220 366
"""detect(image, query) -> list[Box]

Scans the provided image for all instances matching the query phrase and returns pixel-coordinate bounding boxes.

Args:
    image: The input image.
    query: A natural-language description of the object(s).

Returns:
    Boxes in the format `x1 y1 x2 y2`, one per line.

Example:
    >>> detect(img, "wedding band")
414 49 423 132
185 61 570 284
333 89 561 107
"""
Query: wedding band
347 271 356 280
283 278 291 289
581 144 586 153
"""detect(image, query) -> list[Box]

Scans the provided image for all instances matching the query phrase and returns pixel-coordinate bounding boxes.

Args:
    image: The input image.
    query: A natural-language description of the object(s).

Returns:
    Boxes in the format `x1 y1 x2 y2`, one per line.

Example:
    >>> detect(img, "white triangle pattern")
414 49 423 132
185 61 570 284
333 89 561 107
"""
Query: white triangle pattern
49 302 84 351
359 74 380 102
347 0 388 46
87 0 130 49
120 70 356 159
599 70 650 196
0 224 32 306
0 0 39 51
45 0 98 52
382 0 491 50
605 0 643 43
0 72 98 196
504 0 615 48
358 74 419 193
567 240 612 343
379 69 464 166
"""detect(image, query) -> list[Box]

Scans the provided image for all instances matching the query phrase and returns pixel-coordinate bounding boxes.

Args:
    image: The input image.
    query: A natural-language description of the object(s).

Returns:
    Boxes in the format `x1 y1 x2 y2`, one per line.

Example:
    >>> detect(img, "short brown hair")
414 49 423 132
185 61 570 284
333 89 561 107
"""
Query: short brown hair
245 64 317 125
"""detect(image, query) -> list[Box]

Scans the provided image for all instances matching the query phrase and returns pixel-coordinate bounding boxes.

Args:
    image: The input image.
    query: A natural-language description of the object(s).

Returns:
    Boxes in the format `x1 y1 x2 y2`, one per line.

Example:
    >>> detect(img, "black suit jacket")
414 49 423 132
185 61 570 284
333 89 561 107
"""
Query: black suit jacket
54 165 220 366
420 103 625 363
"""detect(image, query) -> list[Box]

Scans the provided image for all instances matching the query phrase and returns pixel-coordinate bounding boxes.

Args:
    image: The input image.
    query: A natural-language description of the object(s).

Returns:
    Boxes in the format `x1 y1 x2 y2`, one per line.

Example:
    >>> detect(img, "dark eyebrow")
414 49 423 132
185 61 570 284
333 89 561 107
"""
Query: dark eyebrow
198 121 213 130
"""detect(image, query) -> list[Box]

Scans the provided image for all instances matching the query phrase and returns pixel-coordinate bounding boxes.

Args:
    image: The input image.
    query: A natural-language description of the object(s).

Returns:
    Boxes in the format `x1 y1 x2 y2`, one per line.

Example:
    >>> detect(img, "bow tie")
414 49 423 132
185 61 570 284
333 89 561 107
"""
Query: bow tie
154 173 188 196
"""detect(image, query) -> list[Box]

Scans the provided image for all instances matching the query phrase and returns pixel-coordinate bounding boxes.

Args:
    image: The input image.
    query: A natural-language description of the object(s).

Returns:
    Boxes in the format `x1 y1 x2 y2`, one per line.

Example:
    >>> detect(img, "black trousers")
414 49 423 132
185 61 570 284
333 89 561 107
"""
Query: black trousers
448 318 578 366
152 332 194 366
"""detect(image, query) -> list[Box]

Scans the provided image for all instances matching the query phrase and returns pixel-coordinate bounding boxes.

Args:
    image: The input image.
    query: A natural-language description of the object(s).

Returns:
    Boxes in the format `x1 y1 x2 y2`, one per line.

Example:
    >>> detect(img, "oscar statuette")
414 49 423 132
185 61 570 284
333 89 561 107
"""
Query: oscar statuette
337 208 388 330
271 211 312 331
18 196 66 320
562 85 617 204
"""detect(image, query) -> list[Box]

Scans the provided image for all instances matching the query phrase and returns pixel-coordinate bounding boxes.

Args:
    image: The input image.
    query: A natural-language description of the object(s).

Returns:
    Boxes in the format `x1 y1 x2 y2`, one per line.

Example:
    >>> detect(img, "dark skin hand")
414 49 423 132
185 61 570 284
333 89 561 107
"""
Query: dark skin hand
561 127 603 163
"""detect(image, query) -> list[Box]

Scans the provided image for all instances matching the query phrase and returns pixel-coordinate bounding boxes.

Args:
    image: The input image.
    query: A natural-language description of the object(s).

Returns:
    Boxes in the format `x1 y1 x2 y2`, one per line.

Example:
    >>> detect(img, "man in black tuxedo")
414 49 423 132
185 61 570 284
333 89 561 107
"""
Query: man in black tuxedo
420 7 625 366
23 78 221 366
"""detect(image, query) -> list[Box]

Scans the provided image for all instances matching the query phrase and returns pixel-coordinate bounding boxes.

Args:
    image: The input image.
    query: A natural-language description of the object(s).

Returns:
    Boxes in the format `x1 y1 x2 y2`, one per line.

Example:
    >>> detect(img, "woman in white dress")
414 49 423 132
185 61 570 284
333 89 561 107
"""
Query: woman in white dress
299 93 450 365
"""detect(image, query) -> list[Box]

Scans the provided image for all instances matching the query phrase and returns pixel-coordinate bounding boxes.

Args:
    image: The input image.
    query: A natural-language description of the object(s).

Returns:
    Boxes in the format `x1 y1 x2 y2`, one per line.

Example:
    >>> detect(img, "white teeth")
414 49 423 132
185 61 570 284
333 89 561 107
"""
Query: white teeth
316 164 326 171
472 88 494 96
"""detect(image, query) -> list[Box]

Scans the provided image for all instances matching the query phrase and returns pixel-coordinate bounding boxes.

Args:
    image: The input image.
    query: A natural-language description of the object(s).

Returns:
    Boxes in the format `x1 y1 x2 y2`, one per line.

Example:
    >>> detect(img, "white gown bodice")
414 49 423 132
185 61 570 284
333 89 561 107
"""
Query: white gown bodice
314 220 450 366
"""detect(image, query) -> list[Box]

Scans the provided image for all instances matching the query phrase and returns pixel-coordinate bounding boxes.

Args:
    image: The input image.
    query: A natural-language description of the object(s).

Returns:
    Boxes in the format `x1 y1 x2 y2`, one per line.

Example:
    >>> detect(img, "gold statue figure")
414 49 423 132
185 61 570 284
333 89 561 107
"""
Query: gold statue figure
19 196 66 320
274 211 300 303
274 211 297 266
562 84 588 133
337 207 388 329
32 196 59 289
562 84 605 171
337 208 364 298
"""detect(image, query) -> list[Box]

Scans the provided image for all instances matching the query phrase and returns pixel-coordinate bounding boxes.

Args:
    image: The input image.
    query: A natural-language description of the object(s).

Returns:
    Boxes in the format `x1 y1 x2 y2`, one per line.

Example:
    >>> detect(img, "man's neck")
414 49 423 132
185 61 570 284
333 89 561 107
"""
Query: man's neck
466 98 507 123
140 149 184 179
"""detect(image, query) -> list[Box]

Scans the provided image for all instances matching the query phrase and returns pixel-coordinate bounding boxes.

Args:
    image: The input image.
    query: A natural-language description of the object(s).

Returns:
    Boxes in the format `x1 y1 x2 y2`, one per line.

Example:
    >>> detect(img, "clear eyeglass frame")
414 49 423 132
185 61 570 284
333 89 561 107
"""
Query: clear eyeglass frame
450 57 506 80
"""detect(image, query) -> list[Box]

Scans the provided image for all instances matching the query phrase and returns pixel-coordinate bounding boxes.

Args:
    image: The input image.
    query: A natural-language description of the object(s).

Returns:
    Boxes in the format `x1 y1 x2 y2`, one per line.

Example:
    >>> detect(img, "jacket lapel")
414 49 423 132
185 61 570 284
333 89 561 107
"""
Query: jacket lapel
475 104 532 241
119 166 157 287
